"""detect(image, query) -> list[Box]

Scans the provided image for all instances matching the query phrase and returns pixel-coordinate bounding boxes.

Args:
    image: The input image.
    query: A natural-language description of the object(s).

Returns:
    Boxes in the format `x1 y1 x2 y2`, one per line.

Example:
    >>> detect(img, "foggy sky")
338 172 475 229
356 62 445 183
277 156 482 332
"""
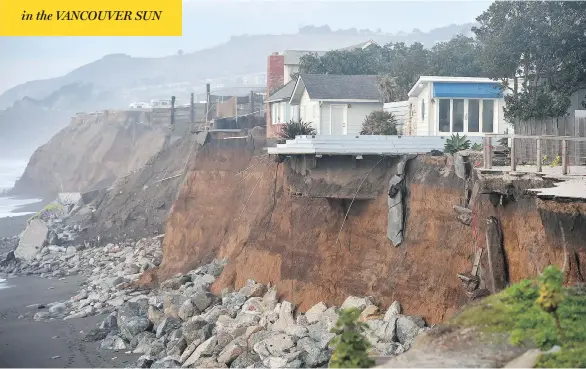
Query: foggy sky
0 0 491 94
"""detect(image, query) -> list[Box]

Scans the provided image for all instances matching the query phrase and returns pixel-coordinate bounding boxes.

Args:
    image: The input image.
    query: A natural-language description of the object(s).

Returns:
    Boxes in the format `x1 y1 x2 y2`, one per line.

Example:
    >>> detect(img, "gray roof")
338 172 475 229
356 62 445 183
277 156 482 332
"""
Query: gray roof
267 79 296 102
283 50 328 65
338 40 378 51
299 74 382 100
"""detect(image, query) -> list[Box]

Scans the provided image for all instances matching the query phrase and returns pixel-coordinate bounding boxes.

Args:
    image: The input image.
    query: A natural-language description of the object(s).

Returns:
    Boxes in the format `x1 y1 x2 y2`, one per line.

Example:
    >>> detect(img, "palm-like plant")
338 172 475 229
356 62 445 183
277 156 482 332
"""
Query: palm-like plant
276 119 316 143
444 133 472 154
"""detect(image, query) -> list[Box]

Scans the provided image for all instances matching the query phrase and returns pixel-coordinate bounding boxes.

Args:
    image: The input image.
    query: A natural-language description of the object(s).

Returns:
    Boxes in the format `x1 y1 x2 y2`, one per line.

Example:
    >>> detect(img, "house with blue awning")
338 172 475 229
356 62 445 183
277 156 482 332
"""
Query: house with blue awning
406 76 509 136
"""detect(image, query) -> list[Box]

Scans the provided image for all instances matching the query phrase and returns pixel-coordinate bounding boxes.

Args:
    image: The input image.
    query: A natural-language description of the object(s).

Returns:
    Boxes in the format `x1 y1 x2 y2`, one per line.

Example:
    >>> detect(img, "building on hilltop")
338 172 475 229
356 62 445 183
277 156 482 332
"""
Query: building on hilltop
266 40 379 136
404 76 509 136
288 74 383 135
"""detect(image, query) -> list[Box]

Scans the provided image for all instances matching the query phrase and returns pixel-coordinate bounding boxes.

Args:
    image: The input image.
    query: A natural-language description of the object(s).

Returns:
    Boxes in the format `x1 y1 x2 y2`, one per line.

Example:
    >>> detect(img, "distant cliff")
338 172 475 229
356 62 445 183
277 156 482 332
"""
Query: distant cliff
11 110 170 197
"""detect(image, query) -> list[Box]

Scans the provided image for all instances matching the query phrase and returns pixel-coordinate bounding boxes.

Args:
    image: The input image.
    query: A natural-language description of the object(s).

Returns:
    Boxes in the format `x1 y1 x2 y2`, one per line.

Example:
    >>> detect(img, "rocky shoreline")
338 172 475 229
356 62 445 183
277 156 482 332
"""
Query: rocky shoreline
0 203 428 368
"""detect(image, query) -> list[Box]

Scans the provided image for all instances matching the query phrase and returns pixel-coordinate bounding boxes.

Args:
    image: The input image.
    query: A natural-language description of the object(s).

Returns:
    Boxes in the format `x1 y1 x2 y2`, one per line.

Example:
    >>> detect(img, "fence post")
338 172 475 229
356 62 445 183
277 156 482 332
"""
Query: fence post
483 136 492 169
562 139 568 175
190 93 195 123
510 136 516 172
205 84 211 122
170 96 176 126
536 138 542 172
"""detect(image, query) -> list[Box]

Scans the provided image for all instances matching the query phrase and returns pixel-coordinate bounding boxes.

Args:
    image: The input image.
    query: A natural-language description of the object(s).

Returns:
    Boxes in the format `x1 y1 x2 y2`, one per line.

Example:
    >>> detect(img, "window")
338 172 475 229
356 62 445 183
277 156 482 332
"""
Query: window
439 99 451 132
437 98 496 134
453 99 464 132
468 100 480 132
482 100 494 133
271 103 278 124
421 100 425 120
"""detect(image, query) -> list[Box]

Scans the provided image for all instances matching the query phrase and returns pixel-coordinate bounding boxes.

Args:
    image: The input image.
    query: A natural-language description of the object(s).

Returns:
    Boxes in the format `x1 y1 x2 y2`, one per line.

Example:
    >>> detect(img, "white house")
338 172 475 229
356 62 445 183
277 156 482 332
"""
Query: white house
289 74 383 135
266 80 299 125
406 76 509 136
282 41 378 85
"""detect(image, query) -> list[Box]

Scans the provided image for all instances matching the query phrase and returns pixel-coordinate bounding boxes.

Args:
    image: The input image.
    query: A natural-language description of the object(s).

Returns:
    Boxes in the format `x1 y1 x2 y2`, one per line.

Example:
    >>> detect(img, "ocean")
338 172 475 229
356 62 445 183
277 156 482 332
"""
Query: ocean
0 159 41 218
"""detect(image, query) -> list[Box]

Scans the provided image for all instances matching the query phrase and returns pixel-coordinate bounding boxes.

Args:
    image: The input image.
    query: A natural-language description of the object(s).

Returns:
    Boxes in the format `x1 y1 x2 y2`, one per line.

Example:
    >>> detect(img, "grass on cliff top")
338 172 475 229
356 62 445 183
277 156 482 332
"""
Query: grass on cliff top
28 202 64 222
452 278 586 367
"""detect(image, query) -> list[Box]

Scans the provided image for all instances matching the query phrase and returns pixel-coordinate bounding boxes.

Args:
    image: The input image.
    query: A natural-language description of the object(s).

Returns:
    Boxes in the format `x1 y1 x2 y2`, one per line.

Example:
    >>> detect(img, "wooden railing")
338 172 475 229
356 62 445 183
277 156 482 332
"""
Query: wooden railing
483 134 586 175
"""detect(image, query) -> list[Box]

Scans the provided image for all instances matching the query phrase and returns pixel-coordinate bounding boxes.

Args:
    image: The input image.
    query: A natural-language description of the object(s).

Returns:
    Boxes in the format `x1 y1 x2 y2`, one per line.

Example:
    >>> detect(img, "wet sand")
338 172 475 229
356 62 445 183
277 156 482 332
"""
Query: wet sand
0 197 51 240
0 276 138 368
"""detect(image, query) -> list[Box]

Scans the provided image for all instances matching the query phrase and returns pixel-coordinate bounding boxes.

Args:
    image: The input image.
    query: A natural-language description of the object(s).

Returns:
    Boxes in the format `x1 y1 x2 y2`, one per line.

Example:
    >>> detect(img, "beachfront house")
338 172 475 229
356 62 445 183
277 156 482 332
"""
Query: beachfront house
266 80 299 126
406 76 508 136
288 74 383 135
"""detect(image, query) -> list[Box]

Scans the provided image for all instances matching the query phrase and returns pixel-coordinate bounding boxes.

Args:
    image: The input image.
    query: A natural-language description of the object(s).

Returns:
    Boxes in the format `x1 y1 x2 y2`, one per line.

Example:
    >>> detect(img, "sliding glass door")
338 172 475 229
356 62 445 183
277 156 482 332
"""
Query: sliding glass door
437 98 496 134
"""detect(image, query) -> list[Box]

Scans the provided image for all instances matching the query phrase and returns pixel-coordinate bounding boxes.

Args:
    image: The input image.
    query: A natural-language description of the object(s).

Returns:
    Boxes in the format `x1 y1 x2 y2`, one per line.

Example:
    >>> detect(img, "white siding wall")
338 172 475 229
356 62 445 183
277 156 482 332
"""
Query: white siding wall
420 82 433 135
299 90 321 132
270 101 297 124
346 102 384 135
283 64 299 84
320 101 383 135
384 101 409 134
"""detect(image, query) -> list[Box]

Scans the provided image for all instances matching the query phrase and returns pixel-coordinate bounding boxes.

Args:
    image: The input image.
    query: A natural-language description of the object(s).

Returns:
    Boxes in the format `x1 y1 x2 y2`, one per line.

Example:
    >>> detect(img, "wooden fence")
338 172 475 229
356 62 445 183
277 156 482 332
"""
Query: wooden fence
514 116 586 166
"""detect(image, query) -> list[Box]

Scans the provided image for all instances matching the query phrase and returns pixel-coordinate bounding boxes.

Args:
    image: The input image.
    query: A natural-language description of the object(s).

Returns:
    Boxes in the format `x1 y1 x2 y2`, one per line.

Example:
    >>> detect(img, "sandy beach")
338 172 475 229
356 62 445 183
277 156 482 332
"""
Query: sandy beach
0 276 139 368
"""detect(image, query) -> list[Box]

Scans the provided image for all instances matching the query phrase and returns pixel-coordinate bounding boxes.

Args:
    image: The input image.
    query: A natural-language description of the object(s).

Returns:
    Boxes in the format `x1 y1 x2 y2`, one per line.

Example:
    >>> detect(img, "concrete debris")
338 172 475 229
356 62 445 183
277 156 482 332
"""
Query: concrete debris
14 219 49 262
1 204 425 369
3 247 425 368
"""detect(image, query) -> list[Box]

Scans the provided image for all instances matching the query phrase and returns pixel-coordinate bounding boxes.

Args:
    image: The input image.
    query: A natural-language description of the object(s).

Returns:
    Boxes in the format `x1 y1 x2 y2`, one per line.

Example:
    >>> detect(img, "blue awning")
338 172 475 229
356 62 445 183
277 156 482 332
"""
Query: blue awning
433 82 503 98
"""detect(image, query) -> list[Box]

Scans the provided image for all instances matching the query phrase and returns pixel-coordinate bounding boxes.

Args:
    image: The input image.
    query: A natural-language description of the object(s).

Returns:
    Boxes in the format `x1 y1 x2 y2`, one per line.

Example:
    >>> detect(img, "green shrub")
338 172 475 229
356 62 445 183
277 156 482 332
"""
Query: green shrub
329 308 375 368
452 265 586 367
28 202 65 222
277 119 316 143
444 133 471 154
360 110 398 135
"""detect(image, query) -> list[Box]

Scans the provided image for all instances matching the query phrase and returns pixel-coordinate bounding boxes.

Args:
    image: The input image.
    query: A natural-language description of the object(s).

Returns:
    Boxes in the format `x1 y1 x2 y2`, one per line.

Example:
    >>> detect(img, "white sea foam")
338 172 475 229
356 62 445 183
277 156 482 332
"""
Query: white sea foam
0 159 41 218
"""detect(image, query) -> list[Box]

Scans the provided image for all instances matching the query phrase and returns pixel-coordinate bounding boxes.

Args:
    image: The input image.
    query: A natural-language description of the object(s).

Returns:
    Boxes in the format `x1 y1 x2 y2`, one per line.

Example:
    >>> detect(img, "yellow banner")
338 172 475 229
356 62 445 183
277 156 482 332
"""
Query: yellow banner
0 0 182 36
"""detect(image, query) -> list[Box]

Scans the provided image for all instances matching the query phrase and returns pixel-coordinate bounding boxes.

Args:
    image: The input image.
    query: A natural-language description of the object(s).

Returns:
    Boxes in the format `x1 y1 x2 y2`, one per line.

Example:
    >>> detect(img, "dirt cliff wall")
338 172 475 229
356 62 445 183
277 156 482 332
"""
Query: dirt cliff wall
157 138 585 324
12 110 169 196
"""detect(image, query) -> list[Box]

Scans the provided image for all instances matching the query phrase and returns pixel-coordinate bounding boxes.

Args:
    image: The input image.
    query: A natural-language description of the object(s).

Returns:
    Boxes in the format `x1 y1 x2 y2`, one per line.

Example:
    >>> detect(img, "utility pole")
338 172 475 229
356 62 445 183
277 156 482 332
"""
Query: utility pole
235 95 238 127
205 84 211 122
250 90 255 116
170 96 176 126
190 93 195 123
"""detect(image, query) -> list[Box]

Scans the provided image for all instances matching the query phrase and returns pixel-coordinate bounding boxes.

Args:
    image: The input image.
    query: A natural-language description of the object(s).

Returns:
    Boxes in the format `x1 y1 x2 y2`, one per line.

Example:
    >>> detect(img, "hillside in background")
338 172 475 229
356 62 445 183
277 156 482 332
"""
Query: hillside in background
0 24 475 109
0 23 474 160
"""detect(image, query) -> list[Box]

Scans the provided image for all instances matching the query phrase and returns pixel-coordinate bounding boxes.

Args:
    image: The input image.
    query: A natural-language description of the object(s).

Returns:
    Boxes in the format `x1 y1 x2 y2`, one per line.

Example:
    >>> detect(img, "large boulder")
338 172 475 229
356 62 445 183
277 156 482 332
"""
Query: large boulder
395 315 423 345
156 317 182 338
119 316 152 341
15 219 48 261
340 296 373 312
304 302 327 324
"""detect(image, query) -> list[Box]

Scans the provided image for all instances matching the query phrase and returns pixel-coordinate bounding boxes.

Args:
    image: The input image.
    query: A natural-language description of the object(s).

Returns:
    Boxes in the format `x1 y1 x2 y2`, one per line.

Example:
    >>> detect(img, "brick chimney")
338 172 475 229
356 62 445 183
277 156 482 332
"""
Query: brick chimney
266 52 285 137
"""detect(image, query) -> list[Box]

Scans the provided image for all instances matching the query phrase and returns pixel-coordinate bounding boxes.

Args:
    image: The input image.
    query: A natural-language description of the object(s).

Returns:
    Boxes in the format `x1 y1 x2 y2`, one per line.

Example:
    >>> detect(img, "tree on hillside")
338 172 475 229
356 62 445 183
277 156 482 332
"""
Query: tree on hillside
298 39 484 102
380 42 430 100
473 1 586 121
428 35 484 77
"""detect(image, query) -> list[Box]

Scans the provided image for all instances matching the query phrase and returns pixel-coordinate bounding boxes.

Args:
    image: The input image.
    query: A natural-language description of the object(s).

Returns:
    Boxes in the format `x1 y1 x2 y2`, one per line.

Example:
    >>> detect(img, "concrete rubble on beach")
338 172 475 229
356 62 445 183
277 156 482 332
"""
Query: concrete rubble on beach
0 200 428 369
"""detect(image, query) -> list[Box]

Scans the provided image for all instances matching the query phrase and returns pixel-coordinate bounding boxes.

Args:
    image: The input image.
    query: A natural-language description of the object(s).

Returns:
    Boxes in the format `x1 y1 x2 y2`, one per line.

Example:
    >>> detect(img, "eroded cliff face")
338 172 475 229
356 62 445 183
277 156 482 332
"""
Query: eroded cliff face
156 136 585 324
12 110 169 196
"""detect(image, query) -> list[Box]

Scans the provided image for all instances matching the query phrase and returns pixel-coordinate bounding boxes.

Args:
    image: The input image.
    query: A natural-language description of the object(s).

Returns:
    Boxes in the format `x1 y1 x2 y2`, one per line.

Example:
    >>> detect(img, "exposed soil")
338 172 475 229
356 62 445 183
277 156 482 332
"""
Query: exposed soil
154 136 586 325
